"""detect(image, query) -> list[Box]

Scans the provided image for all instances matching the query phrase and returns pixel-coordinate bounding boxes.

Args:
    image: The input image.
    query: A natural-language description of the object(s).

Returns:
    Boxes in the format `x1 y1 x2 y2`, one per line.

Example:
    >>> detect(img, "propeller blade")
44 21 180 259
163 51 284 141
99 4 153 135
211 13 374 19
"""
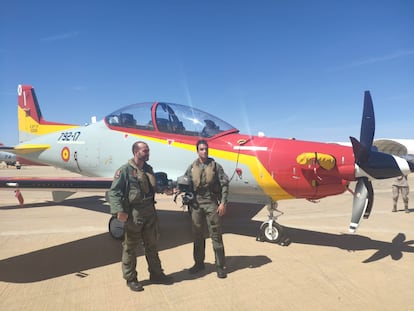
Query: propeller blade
356 150 413 179
348 91 413 233
350 91 375 165
352 92 413 178
362 179 374 219
349 177 373 233
360 91 375 151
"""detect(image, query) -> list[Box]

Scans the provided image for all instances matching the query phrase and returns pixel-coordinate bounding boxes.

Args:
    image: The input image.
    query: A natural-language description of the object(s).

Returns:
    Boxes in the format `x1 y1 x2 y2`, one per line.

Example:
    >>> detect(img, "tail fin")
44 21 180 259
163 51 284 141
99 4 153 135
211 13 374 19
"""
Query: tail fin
17 85 79 143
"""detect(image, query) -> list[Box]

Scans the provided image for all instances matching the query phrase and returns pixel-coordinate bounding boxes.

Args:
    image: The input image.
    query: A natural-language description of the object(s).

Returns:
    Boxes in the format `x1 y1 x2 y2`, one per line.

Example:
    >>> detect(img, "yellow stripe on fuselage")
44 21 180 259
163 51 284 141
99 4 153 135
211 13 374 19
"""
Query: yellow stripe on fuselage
132 133 293 201
210 148 294 201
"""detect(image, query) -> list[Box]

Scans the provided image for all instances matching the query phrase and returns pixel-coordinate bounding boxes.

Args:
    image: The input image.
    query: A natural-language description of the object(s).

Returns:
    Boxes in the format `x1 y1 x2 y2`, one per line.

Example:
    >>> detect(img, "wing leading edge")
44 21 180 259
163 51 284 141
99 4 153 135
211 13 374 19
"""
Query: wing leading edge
0 177 113 191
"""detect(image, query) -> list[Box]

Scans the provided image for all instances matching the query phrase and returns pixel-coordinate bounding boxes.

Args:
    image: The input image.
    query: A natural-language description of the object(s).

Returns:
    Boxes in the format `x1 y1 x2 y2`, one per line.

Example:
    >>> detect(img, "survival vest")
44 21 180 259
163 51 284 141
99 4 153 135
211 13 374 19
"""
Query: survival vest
126 159 156 206
191 158 220 195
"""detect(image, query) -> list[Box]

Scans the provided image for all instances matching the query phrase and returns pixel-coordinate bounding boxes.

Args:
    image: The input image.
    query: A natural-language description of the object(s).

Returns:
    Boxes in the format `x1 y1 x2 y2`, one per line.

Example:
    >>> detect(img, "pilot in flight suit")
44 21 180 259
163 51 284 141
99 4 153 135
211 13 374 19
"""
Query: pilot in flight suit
184 139 229 279
109 141 173 291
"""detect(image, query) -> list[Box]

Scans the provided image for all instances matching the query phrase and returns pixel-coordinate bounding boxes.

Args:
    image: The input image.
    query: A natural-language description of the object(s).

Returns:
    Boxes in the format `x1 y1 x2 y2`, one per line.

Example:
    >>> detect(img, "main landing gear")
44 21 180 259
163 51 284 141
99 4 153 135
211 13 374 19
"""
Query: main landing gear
257 201 286 244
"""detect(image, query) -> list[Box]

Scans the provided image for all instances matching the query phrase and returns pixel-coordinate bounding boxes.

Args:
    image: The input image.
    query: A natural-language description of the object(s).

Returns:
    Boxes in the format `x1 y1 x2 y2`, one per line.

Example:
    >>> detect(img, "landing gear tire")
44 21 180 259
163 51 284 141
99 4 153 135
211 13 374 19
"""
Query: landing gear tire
259 222 283 243
109 216 124 240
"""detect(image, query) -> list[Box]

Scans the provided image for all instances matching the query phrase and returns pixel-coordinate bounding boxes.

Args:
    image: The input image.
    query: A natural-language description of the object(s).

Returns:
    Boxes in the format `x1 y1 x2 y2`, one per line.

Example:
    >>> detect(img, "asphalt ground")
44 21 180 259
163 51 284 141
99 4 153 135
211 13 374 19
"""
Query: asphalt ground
0 166 413 311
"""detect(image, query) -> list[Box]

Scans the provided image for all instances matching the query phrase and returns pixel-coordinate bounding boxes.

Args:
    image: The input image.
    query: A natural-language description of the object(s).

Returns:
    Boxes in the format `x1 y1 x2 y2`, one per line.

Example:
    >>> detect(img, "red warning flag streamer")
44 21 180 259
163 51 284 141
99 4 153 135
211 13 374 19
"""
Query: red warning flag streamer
14 190 24 206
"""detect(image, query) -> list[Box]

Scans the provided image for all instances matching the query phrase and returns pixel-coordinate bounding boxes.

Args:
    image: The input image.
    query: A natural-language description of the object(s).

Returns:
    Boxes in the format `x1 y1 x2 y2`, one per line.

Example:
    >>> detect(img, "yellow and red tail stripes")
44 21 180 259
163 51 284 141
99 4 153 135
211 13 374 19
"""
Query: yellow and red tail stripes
17 85 79 142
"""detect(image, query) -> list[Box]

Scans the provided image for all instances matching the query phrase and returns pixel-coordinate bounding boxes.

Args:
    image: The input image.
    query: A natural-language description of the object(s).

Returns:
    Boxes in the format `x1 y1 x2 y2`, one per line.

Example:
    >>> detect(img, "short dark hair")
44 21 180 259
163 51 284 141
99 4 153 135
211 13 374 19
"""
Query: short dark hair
132 141 147 154
196 139 208 151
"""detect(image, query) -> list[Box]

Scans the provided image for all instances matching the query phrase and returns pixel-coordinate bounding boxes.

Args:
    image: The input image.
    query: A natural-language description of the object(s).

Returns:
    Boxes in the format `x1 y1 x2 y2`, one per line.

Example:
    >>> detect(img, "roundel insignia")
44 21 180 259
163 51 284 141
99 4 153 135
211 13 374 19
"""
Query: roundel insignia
61 147 70 162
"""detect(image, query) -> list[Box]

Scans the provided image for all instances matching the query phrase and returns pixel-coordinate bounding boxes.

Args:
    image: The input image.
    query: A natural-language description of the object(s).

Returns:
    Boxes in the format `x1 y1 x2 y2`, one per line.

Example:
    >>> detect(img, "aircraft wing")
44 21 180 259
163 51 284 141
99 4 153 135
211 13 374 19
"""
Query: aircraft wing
0 172 171 204
0 176 112 191
0 176 113 205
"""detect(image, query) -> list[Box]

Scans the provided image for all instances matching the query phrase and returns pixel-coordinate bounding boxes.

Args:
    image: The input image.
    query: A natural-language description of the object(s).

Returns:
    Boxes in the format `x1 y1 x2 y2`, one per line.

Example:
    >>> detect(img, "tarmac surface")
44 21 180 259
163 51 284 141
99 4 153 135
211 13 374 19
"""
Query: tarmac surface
0 166 413 311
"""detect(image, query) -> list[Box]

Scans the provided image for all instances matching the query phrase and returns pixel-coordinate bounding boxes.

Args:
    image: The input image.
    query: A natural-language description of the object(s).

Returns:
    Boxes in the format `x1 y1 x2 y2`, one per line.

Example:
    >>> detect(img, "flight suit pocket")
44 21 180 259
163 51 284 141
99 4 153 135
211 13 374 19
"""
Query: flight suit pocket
128 186 143 205
131 209 145 226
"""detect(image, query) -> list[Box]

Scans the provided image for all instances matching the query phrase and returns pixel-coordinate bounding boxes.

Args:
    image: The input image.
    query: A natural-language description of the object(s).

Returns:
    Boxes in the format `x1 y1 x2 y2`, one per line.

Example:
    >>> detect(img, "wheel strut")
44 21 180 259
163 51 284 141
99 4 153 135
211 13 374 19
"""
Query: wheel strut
257 201 284 243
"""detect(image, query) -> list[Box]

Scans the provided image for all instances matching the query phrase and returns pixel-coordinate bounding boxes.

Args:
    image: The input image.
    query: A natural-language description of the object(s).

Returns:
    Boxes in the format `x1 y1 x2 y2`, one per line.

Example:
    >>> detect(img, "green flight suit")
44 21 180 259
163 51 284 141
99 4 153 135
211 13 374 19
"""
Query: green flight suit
108 159 163 281
184 157 229 268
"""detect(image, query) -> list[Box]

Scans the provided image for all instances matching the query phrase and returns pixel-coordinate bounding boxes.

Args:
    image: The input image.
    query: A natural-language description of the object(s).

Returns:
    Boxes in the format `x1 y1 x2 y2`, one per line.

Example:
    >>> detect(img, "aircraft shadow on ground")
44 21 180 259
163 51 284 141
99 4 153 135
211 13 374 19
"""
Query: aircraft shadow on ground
281 228 414 263
140 255 272 286
0 209 271 283
0 233 121 283
224 202 414 264
0 199 272 283
1 200 413 283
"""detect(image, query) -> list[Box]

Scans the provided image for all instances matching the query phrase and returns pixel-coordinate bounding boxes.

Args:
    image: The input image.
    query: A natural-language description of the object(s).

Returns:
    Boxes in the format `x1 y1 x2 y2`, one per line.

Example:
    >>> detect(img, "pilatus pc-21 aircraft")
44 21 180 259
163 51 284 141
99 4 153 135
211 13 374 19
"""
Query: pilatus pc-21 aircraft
1 84 413 242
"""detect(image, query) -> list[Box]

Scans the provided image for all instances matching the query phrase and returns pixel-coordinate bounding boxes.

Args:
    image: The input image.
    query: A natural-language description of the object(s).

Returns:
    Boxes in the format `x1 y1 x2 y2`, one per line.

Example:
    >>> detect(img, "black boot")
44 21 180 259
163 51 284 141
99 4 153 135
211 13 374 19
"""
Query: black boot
216 266 227 279
215 248 227 278
126 278 144 292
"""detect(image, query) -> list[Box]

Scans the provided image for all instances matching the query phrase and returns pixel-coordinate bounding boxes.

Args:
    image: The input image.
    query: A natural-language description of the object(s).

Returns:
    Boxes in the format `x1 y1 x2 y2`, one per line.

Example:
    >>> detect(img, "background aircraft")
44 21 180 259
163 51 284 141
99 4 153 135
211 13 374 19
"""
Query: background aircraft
373 139 414 161
0 85 413 242
0 150 18 168
337 139 414 160
0 147 47 168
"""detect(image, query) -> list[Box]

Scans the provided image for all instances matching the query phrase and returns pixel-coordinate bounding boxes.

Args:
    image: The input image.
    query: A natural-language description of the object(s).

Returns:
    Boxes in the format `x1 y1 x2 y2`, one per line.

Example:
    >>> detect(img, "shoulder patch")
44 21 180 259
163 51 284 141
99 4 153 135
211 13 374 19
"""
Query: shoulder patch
114 170 121 179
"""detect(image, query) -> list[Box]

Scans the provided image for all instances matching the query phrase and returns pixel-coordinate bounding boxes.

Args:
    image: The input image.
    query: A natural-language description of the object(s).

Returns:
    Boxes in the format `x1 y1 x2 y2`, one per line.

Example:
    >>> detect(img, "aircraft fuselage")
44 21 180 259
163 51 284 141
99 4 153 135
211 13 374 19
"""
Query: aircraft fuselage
18 118 356 205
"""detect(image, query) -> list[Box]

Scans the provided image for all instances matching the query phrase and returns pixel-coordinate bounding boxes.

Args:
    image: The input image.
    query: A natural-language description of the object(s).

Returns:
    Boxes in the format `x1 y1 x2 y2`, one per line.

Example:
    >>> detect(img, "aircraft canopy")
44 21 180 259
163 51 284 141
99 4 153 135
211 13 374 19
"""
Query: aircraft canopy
105 102 238 138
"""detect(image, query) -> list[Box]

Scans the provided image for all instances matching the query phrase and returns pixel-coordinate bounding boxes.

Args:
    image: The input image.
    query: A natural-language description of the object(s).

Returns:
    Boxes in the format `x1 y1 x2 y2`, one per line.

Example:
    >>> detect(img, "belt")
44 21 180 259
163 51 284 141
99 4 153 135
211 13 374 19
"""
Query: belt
195 188 210 195
142 193 155 201
131 194 154 209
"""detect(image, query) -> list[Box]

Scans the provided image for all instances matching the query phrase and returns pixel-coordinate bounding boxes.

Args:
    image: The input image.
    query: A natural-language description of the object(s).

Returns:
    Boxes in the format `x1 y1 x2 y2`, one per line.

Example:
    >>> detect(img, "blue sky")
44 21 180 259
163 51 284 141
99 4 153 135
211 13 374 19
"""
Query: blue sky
1 0 413 146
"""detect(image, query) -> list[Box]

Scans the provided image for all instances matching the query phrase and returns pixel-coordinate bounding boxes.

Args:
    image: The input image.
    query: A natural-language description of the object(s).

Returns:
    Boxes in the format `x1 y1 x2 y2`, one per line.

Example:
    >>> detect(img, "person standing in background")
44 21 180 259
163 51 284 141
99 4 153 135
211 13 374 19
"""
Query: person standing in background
392 175 410 213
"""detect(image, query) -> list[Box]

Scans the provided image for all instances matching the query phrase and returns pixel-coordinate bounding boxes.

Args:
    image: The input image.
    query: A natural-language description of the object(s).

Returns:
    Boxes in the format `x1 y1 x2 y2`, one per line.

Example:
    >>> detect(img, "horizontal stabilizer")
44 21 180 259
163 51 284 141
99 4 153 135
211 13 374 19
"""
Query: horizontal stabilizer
12 144 51 155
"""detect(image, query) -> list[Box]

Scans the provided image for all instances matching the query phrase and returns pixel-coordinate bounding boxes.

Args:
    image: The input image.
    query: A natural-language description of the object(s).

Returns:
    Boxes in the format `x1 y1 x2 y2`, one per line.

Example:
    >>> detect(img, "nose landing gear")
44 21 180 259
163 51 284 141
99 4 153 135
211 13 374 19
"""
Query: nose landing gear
257 201 285 244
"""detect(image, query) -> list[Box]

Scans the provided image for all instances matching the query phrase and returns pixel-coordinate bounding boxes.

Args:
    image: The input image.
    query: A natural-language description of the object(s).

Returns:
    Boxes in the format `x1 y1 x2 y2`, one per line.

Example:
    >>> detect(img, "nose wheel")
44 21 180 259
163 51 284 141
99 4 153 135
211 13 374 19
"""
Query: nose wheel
257 201 284 243
259 221 283 243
